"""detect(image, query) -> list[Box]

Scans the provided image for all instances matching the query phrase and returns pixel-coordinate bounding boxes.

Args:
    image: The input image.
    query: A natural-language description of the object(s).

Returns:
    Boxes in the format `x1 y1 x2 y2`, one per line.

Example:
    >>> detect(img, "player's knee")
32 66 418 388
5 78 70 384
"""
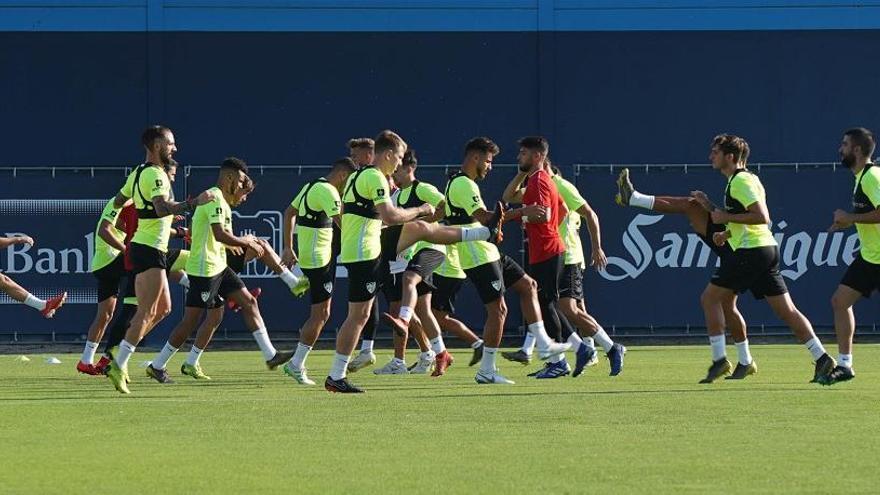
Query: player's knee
699 288 716 308
313 304 331 322
495 299 508 320
830 292 850 311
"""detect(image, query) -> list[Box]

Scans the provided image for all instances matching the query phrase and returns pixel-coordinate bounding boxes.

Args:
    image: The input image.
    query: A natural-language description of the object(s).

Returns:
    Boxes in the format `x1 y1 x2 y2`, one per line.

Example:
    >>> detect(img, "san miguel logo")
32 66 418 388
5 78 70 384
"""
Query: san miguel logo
601 214 861 282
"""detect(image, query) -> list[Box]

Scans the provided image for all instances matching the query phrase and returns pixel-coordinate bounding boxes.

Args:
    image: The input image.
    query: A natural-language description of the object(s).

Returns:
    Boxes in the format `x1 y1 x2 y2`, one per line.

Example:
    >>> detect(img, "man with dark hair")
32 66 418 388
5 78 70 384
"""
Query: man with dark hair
327 130 504 392
695 134 835 383
276 157 357 385
145 157 291 384
105 128 216 393
502 138 625 378
820 127 878 385
348 138 375 168
443 137 569 385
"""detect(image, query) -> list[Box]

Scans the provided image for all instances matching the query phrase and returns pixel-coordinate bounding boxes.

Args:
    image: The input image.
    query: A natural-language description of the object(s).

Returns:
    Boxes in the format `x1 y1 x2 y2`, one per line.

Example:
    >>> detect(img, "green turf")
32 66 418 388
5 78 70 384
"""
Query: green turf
1 345 877 493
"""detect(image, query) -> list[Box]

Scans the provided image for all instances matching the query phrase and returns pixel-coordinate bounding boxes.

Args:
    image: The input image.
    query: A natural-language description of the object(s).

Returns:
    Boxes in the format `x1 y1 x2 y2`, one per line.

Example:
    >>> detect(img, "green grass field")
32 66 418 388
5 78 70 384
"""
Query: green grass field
2 344 878 494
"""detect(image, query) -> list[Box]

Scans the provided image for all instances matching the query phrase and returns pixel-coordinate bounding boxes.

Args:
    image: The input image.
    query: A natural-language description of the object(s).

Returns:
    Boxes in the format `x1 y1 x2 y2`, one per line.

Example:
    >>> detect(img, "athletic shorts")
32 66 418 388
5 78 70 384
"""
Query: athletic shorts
93 254 126 302
380 225 404 263
698 214 734 259
345 257 382 303
130 242 167 274
710 245 787 299
121 249 183 302
226 249 247 274
302 263 335 304
841 253 880 298
528 254 563 303
559 263 584 301
186 267 246 309
465 254 527 304
431 274 465 313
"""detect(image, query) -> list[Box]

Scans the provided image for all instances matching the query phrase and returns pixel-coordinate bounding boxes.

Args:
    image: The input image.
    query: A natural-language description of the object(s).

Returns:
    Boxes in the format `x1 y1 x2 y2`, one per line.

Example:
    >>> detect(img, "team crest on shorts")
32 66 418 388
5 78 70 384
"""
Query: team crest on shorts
323 282 333 293
491 279 502 291
366 281 376 294
201 291 211 302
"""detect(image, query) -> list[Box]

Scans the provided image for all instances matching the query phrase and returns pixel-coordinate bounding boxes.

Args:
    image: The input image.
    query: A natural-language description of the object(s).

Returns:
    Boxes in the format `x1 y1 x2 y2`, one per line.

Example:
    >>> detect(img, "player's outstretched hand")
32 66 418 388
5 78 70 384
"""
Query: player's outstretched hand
15 235 35 246
690 190 713 211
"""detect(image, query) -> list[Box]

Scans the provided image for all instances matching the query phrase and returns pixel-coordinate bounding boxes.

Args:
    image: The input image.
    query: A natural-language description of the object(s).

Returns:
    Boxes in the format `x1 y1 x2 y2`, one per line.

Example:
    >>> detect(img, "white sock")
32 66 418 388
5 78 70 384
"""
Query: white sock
630 191 655 209
116 339 137 368
527 321 553 348
178 273 190 289
461 226 491 242
329 352 350 380
185 345 204 366
23 294 46 311
480 347 498 374
361 340 374 353
429 336 446 354
152 342 179 370
592 327 615 352
567 333 583 347
839 353 853 369
399 306 414 323
392 357 406 366
252 328 277 361
521 333 536 355
734 339 752 365
420 350 435 361
581 336 596 350
709 334 726 361
279 268 299 289
471 339 484 349
291 343 312 369
805 337 827 360
80 340 99 364
549 353 565 363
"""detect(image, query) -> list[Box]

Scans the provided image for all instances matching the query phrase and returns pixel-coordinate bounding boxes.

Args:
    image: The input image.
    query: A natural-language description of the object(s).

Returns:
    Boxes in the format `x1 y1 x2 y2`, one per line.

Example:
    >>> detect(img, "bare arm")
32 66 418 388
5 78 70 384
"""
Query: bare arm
113 192 129 209
829 207 880 231
0 235 33 249
425 200 447 223
281 205 298 266
502 171 528 204
577 202 607 270
711 201 769 225
97 220 126 252
211 223 262 254
376 201 433 225
152 189 215 218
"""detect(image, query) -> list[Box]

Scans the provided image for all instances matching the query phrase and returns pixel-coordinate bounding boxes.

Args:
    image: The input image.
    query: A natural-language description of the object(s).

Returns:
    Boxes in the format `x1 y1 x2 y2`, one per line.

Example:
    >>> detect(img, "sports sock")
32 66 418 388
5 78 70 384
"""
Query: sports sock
480 347 498 374
178 273 190 289
80 340 98 364
592 327 615 352
361 340 374 353
461 226 490 241
630 191 655 209
391 357 406 366
152 342 179 370
527 321 553 348
549 353 565 364
581 336 596 350
291 343 312 369
185 345 204 366
429 336 446 354
805 337 827 360
521 333 536 355
252 327 277 361
329 352 350 380
116 339 137 368
471 339 484 349
839 353 853 369
23 294 46 311
734 339 752 365
420 350 436 361
709 334 726 361
566 332 583 347
279 268 299 289
399 305 414 323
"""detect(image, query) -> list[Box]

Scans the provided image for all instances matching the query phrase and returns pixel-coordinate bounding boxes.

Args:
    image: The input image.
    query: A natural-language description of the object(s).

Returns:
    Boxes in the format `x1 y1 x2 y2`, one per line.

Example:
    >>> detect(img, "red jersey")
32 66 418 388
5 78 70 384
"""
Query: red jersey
522 169 565 264
120 204 138 271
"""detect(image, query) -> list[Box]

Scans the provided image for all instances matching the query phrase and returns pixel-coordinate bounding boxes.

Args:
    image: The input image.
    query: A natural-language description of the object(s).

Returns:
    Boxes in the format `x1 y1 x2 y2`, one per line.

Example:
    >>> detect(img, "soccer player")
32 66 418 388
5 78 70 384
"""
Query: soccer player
77 197 130 374
277 157 357 385
0 236 66 318
502 138 625 378
104 125 215 393
820 127 879 385
326 130 503 392
429 249 485 369
377 149 456 376
443 137 570 385
615 168 757 378
696 134 835 383
146 158 291 384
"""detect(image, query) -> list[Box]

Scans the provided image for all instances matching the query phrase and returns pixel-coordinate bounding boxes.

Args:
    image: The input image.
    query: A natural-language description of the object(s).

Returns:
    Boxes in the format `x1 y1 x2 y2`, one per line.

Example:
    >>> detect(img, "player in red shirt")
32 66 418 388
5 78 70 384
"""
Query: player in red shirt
503 137 625 377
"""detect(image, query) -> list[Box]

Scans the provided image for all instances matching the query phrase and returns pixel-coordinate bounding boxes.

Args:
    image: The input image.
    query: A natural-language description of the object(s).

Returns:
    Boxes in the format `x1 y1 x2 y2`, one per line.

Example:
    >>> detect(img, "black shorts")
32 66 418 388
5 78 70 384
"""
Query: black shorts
406 248 445 287
710 245 787 299
698 214 734 260
465 255 526 304
93 254 126 302
186 267 246 309
431 274 464 313
382 270 435 303
130 242 167 274
559 263 584 301
528 254 563 303
499 254 527 288
380 225 404 263
840 253 880 298
345 257 382 303
226 249 247 274
302 263 335 304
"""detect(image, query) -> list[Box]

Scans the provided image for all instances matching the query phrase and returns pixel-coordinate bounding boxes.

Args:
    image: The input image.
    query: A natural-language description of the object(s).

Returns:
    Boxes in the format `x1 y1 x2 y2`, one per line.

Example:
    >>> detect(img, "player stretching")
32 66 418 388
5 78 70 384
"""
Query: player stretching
0 236 66 318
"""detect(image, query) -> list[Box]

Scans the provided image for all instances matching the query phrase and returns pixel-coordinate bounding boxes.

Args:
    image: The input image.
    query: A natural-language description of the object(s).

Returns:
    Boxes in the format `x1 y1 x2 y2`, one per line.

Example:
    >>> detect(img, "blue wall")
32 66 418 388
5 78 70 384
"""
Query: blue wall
2 1 880 342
